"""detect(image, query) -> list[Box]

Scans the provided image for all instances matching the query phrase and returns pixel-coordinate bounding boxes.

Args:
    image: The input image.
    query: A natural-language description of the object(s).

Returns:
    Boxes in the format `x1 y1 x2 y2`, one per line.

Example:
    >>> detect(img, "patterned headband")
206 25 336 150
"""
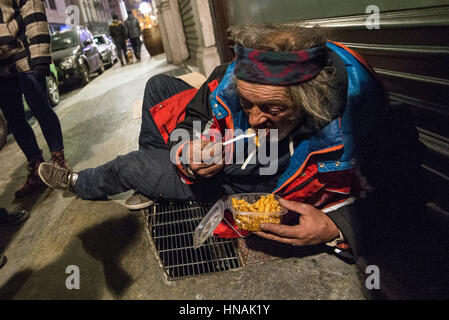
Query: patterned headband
234 43 328 85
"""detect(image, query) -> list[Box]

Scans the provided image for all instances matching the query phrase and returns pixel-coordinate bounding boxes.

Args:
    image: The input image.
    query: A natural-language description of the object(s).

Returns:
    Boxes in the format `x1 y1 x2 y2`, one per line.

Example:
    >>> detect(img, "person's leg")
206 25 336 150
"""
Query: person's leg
136 38 142 60
75 149 197 201
122 41 129 63
139 74 193 151
131 38 141 60
19 72 69 170
130 38 138 59
0 75 47 197
115 42 125 65
0 75 42 161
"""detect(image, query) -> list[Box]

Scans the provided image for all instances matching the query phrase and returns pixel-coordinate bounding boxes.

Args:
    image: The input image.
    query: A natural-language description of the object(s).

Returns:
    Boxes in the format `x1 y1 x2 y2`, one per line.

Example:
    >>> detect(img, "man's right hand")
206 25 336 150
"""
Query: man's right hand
187 140 224 178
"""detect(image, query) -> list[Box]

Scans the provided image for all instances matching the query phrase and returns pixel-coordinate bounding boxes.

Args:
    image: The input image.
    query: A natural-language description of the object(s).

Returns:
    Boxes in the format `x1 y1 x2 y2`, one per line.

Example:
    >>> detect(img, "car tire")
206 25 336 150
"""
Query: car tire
97 62 105 74
80 63 90 86
46 75 60 106
0 112 8 150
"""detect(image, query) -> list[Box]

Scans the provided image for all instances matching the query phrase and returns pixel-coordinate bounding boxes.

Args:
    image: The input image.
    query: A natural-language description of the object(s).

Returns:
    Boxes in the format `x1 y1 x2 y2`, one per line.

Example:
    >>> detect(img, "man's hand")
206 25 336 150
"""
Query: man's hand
255 198 340 246
187 140 224 178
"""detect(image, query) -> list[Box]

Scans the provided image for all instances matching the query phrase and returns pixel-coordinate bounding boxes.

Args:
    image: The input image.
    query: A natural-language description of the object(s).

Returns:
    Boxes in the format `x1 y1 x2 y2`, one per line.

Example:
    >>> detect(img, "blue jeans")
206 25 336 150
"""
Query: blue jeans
0 71 64 160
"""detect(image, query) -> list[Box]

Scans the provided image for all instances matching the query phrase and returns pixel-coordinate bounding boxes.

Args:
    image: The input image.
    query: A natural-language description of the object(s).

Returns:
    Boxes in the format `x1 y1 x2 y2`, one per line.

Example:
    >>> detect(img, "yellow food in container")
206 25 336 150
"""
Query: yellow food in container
228 193 287 232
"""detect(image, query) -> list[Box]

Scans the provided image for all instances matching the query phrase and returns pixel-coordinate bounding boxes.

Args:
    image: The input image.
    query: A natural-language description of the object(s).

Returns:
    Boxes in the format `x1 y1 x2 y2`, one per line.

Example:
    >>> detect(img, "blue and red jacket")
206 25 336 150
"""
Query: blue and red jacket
148 42 426 256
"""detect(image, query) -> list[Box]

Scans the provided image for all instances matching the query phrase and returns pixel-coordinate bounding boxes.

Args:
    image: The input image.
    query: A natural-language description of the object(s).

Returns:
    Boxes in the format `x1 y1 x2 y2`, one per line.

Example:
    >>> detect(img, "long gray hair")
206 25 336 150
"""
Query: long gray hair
229 24 341 129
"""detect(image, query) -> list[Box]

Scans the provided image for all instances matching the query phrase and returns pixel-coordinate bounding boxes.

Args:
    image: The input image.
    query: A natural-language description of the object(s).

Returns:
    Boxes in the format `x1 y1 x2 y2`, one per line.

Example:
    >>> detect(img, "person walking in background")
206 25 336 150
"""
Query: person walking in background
0 0 69 198
125 10 142 62
109 14 128 66
0 207 30 269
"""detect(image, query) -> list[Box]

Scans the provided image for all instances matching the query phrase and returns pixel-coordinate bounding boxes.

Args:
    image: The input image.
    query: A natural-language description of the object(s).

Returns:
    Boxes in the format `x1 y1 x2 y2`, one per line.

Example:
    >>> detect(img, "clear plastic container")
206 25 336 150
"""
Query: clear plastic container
227 193 287 232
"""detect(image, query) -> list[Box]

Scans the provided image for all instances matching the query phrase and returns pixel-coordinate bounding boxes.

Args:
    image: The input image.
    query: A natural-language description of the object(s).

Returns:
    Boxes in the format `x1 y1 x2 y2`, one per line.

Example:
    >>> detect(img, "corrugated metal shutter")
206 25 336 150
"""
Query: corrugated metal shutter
297 6 449 222
178 0 199 60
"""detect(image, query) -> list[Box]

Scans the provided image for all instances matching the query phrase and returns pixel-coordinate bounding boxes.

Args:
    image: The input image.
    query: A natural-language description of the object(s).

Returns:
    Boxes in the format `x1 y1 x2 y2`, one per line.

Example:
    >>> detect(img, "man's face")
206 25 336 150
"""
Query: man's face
236 79 301 141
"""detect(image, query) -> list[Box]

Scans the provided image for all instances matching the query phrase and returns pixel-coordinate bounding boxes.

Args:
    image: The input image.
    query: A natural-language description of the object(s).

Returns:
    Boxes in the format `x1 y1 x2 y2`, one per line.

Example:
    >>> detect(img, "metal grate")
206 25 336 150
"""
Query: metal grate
146 201 241 280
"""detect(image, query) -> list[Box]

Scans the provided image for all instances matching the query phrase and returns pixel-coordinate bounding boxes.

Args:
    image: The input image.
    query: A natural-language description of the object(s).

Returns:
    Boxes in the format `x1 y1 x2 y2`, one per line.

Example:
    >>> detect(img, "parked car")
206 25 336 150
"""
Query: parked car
51 26 104 86
0 63 60 149
47 63 60 106
94 34 118 67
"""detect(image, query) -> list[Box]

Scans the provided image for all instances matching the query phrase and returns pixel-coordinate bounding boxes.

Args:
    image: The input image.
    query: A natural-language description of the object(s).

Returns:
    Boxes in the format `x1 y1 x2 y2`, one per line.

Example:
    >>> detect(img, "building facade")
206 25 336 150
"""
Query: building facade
44 0 115 35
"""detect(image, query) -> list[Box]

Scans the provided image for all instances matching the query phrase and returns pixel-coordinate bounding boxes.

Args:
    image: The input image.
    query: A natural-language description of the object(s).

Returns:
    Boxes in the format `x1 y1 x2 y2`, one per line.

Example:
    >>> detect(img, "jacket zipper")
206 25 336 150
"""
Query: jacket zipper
279 173 319 197
274 144 344 194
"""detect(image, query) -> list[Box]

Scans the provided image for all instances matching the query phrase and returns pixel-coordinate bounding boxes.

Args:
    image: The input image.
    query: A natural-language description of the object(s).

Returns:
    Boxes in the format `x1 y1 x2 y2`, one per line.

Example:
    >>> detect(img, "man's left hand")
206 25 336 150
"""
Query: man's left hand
255 198 340 246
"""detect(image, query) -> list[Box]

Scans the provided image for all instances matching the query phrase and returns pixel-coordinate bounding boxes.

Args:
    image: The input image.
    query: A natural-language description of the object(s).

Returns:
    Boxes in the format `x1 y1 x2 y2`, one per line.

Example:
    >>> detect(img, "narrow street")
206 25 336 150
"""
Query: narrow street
0 51 367 300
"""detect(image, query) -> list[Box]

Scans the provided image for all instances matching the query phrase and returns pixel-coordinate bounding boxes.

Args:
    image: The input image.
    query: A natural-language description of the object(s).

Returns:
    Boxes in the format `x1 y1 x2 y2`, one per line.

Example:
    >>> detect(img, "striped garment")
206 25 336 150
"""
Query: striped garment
0 0 51 76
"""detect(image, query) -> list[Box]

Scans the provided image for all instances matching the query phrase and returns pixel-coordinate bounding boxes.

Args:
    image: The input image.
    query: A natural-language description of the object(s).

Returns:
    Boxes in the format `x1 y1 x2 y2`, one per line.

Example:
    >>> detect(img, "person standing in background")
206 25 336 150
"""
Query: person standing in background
0 0 69 198
124 10 142 62
109 14 128 66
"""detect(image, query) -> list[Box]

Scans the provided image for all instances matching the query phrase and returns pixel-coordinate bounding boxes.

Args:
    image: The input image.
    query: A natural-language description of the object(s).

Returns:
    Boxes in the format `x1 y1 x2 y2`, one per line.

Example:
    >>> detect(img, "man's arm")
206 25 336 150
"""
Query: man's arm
18 0 51 69
167 64 228 181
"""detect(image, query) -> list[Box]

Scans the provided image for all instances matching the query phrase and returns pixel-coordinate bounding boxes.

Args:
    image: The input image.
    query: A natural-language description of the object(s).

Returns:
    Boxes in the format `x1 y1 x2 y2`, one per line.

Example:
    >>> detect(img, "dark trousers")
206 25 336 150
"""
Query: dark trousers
0 71 64 161
130 37 141 60
75 74 223 202
114 40 128 63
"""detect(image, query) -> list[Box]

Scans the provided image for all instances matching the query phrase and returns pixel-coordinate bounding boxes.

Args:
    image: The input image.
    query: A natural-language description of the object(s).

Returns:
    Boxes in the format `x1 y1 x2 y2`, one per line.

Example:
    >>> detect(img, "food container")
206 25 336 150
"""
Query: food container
227 193 287 232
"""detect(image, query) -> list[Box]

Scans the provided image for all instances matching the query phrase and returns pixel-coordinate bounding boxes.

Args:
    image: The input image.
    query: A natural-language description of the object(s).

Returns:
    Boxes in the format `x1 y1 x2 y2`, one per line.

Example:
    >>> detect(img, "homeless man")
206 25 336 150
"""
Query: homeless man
38 24 428 258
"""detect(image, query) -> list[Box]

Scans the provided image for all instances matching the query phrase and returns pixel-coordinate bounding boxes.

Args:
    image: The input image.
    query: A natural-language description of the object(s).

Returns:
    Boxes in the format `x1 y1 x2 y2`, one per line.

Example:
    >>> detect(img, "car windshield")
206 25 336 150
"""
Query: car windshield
94 36 106 45
51 32 78 51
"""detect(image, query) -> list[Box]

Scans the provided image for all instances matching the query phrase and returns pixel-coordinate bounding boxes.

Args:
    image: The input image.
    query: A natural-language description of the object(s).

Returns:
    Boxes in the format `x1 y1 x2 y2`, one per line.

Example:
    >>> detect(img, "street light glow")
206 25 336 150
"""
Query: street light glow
138 2 151 15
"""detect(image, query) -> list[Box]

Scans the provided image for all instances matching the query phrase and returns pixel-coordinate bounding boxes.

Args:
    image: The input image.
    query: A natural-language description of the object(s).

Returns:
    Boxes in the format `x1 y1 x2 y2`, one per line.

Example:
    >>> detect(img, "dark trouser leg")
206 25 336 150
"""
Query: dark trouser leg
75 148 224 202
131 38 141 59
19 72 64 153
75 149 196 200
122 42 129 62
115 42 125 64
0 75 42 161
139 74 192 151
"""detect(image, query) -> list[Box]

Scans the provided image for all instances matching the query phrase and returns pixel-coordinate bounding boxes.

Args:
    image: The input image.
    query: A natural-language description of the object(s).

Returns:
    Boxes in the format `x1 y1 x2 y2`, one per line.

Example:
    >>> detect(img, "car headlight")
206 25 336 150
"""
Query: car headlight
60 56 76 70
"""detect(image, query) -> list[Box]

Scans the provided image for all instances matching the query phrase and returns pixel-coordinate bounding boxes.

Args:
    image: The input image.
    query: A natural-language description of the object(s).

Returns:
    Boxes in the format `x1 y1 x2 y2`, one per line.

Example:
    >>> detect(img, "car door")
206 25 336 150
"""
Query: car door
80 29 96 72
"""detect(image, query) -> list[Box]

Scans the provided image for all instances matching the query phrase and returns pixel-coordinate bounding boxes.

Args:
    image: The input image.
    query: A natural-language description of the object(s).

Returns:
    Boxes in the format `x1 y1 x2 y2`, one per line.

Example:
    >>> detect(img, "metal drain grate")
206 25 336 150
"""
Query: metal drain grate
146 201 241 280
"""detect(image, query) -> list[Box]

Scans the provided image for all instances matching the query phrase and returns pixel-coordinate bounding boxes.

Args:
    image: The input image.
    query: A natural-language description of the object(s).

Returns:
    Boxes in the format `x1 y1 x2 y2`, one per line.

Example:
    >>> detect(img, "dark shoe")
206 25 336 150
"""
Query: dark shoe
0 208 30 225
50 149 70 170
15 158 47 198
124 191 153 210
38 162 78 191
0 254 6 269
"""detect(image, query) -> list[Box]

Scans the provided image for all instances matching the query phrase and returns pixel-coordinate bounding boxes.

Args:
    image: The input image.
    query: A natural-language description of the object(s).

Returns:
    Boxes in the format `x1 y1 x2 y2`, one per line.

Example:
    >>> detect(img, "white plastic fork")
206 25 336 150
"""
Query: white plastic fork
222 132 256 146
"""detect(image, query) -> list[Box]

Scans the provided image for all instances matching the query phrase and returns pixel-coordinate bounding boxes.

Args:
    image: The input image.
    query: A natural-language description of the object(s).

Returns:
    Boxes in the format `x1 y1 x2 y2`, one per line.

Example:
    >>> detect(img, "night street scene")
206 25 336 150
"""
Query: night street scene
0 0 448 307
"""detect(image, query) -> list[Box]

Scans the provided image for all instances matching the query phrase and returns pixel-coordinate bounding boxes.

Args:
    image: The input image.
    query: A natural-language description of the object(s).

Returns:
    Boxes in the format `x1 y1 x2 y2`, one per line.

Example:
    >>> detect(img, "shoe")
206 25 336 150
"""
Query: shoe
124 191 153 210
0 254 6 269
15 157 47 198
0 208 30 225
38 162 78 191
50 149 70 170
